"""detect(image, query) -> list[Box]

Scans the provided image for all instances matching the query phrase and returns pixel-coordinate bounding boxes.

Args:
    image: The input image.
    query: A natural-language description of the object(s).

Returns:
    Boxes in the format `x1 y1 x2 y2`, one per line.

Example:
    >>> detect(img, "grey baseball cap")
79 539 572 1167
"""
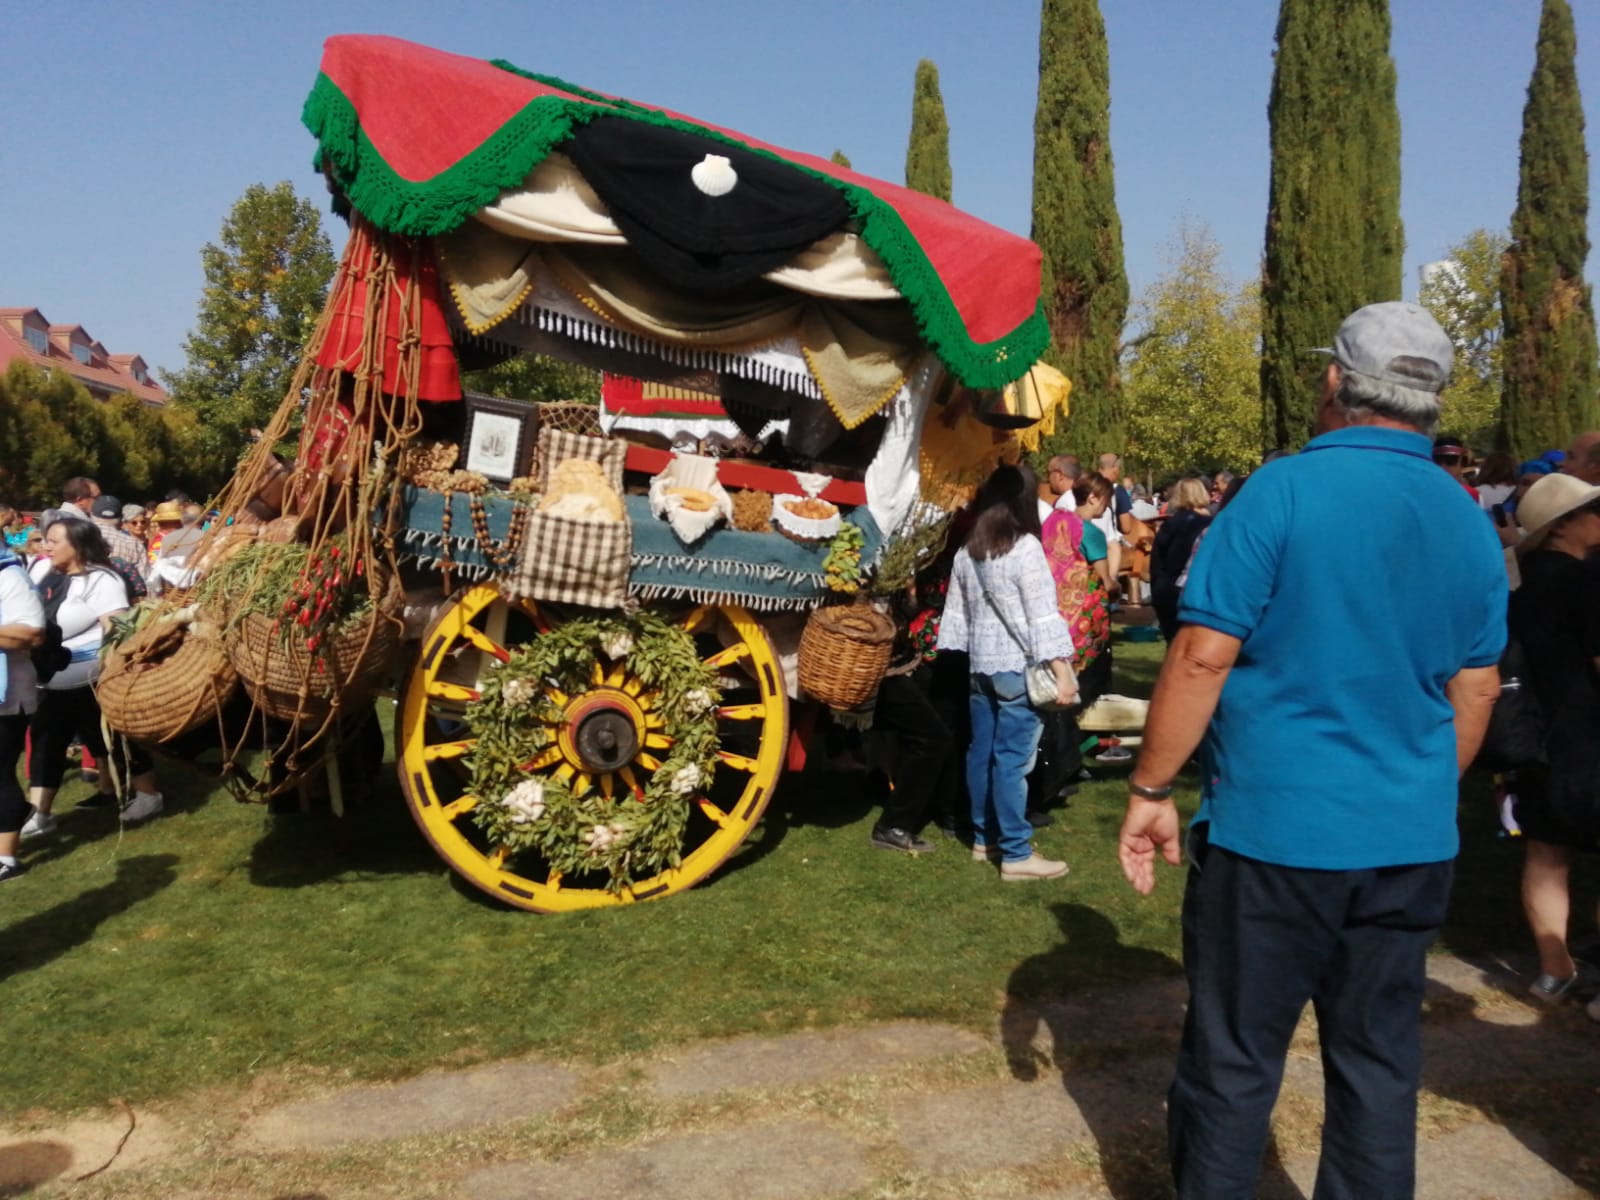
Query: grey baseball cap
1313 301 1454 392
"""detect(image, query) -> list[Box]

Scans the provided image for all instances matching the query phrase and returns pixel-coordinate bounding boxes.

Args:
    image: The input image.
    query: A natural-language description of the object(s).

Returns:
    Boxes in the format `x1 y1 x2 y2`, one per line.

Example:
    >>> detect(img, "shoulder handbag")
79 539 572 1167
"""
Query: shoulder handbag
980 583 1075 711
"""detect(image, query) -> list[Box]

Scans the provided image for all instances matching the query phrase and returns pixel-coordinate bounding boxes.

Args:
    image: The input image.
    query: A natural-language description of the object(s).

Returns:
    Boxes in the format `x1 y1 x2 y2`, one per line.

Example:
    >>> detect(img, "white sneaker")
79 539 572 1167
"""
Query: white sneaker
122 791 164 823
19 810 56 839
1000 852 1070 882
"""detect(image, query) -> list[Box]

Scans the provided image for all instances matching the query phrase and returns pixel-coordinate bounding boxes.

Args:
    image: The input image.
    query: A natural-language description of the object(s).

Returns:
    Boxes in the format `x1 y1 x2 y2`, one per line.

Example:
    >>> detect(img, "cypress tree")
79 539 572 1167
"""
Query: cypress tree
1260 0 1403 450
904 60 952 201
1500 0 1599 457
1031 0 1128 454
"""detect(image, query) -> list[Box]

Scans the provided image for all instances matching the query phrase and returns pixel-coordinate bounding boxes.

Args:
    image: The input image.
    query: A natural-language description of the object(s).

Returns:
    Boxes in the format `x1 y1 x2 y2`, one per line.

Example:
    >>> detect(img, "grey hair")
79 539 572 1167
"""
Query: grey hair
1333 369 1441 435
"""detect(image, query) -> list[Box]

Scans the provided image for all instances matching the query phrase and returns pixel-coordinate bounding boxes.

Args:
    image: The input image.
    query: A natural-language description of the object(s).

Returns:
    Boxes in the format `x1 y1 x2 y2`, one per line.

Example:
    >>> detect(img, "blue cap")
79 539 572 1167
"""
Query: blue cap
1519 460 1554 477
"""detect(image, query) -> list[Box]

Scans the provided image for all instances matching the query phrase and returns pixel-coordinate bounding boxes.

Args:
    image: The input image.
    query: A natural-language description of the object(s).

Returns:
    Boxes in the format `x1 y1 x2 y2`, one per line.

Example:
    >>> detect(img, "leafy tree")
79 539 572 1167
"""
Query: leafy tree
462 356 600 404
1031 0 1128 455
1500 0 1599 458
904 60 952 202
1125 225 1262 478
1260 0 1403 450
101 394 209 502
0 363 104 507
163 181 336 484
829 149 853 169
1418 229 1509 449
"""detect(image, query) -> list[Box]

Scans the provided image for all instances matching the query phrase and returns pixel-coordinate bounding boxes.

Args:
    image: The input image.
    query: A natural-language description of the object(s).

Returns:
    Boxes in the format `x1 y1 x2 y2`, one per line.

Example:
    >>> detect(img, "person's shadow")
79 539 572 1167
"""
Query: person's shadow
1001 902 1305 1200
0 854 178 982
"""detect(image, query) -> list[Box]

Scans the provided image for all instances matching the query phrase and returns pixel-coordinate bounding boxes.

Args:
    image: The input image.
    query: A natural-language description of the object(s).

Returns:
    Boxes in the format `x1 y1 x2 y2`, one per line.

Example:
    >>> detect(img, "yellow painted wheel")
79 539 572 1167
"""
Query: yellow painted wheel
396 585 789 911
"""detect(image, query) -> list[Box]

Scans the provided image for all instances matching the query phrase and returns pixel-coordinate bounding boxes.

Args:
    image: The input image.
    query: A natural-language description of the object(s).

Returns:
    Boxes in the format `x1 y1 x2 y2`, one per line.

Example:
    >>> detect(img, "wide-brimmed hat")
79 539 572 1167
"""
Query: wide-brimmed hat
1516 473 1600 554
151 500 184 523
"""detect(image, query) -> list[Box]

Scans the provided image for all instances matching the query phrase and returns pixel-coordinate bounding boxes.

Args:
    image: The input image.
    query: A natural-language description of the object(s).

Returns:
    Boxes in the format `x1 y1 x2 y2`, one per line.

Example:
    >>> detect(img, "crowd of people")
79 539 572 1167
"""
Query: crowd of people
0 476 215 882
854 302 1598 1196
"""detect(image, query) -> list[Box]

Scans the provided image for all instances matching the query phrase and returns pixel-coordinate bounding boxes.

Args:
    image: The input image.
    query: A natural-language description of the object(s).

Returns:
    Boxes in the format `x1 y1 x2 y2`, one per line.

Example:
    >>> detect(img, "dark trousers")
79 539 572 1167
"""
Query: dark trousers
1169 826 1453 1200
872 666 951 833
0 712 30 834
28 685 150 790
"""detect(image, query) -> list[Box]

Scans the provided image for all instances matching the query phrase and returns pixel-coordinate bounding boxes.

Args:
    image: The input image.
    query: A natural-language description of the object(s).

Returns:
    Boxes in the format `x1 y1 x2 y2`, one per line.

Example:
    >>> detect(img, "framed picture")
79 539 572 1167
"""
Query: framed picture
461 393 538 484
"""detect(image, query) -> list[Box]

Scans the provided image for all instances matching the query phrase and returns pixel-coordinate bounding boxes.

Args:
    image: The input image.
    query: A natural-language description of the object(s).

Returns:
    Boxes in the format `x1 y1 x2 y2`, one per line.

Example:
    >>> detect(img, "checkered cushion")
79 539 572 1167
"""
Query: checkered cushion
509 428 631 608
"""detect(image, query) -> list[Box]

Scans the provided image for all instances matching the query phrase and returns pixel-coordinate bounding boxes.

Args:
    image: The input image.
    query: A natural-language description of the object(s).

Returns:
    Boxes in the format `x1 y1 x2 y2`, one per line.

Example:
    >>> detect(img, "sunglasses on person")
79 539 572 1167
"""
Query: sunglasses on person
1433 453 1463 465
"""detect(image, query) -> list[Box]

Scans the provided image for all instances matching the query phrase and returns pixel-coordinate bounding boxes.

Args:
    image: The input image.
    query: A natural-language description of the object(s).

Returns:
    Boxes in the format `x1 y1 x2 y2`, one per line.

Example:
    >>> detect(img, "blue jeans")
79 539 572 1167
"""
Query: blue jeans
966 671 1043 863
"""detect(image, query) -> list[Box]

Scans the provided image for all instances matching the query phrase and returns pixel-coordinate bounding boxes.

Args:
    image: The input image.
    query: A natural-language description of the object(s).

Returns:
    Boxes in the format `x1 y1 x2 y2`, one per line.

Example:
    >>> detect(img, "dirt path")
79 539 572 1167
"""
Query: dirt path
3 953 1595 1199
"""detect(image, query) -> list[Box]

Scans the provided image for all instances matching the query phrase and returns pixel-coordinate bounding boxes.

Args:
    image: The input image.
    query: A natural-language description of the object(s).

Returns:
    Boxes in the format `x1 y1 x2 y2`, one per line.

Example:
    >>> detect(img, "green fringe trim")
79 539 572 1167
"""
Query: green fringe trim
301 63 1049 388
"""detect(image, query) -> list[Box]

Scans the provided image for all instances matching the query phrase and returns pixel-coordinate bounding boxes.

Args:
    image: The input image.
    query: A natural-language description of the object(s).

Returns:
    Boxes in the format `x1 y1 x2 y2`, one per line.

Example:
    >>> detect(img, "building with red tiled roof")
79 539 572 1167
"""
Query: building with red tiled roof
0 307 167 406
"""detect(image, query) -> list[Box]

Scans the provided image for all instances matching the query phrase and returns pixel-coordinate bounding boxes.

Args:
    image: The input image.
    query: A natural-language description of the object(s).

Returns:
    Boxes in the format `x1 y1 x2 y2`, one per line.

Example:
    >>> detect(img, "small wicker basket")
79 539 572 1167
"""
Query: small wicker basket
230 581 401 723
797 600 896 710
97 622 238 743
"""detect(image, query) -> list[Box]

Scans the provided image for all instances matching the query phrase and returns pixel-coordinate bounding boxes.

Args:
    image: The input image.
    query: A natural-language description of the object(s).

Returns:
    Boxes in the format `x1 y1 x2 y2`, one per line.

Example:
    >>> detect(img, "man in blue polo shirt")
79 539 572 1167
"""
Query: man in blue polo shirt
1117 302 1506 1199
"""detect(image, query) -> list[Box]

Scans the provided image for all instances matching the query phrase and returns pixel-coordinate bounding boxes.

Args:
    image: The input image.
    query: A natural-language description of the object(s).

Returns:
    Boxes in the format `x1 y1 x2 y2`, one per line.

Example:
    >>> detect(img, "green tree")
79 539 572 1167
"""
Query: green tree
1125 225 1263 478
1418 229 1509 449
1260 0 1403 450
163 181 336 483
462 356 600 405
829 149 853 169
904 60 952 202
1031 0 1128 455
0 363 103 507
1500 0 1599 458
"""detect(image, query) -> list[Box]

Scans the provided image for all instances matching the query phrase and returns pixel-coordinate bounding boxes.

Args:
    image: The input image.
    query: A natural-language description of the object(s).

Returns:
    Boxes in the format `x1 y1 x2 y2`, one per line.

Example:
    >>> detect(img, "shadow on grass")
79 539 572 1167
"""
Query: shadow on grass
246 772 442 890
999 902 1303 1200
0 853 178 983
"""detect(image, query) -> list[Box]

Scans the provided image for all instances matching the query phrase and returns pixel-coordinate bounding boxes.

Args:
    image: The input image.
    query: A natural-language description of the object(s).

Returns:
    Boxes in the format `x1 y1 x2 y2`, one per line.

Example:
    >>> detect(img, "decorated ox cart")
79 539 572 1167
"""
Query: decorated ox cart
99 35 1069 911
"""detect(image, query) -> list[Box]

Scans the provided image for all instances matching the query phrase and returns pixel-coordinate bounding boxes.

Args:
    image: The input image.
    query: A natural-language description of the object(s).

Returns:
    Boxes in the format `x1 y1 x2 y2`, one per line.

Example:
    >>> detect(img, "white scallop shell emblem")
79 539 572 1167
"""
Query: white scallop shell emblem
691 154 738 197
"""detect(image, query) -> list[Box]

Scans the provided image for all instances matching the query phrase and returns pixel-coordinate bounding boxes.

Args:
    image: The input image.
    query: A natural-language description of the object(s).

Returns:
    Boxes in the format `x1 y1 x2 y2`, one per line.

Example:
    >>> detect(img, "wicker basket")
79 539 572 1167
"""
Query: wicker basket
97 621 238 743
230 582 402 723
797 601 896 710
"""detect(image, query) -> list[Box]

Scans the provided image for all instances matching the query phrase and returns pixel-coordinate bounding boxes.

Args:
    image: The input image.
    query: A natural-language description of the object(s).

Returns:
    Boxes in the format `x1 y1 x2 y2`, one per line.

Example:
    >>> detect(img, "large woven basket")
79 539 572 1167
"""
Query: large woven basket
797 601 896 710
97 620 238 743
230 583 402 723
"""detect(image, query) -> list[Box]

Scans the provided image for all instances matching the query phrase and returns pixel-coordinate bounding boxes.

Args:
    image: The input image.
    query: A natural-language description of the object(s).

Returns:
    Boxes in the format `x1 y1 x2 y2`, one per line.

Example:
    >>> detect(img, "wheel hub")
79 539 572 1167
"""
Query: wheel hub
575 708 639 772
558 688 647 773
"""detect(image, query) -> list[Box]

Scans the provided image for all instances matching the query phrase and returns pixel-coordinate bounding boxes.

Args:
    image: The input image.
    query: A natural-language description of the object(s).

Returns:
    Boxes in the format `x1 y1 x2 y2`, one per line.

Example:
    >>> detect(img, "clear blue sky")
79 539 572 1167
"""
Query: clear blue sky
4 0 1596 378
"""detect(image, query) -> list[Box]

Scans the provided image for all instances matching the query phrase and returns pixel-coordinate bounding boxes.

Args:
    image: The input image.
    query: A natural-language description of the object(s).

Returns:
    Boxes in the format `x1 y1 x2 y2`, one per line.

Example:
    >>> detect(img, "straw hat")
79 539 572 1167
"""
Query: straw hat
152 500 184 523
1516 473 1600 554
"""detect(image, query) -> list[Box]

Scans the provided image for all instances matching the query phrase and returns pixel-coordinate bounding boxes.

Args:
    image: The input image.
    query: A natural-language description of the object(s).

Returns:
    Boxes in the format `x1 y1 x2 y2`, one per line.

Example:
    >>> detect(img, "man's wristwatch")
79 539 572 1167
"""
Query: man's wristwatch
1128 779 1174 800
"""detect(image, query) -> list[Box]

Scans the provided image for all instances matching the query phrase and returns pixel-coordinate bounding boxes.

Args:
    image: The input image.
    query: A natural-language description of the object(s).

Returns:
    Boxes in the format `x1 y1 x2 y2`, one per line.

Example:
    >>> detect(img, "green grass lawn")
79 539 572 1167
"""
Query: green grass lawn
1 635 1591 1116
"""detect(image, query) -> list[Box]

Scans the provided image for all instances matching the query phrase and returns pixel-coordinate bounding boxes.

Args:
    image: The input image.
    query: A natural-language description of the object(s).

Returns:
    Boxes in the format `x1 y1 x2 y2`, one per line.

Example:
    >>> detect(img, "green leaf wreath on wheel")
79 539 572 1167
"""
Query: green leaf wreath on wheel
468 612 721 892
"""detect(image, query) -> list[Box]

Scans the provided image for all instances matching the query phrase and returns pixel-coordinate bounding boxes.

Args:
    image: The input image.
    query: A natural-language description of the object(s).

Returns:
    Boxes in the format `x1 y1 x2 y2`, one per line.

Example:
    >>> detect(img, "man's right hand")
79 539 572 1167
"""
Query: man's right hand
1118 796 1182 895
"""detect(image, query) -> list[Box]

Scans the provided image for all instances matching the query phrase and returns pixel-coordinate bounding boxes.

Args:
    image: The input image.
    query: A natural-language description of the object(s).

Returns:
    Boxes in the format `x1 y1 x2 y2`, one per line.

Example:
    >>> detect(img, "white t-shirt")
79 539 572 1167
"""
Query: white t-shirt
29 562 128 690
0 562 44 715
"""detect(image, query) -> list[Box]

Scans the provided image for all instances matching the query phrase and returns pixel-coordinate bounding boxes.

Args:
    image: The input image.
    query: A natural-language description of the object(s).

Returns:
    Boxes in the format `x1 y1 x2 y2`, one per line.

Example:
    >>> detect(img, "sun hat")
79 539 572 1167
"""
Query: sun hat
1515 473 1600 554
1312 301 1454 392
152 500 184 523
91 494 123 520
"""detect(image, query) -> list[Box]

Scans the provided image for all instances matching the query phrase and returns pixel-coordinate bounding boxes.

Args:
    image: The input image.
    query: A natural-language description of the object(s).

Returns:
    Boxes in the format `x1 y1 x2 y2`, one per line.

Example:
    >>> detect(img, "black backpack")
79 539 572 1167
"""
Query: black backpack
29 570 74 685
1475 634 1547 773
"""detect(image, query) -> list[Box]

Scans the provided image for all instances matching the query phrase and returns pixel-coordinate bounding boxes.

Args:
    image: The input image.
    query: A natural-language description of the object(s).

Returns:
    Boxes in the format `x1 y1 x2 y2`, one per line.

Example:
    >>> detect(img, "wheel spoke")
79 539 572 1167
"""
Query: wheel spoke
488 846 508 869
546 869 562 890
644 732 674 750
443 795 478 819
717 750 759 773
681 604 712 633
636 750 663 772
554 762 576 784
697 797 731 828
600 773 615 801
703 642 752 670
603 661 627 686
717 703 766 721
427 680 481 703
423 739 475 762
618 764 640 793
573 771 593 797
520 745 563 772
458 622 511 663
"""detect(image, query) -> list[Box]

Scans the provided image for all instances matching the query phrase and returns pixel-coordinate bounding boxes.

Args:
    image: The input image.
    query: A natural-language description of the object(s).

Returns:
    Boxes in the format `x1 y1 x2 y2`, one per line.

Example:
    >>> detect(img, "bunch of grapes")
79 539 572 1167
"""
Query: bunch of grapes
821 524 865 594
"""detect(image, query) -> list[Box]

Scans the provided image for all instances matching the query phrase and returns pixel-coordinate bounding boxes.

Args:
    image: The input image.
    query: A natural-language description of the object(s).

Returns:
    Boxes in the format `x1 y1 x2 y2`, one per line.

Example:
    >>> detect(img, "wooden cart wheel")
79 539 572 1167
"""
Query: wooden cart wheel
396 584 789 911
